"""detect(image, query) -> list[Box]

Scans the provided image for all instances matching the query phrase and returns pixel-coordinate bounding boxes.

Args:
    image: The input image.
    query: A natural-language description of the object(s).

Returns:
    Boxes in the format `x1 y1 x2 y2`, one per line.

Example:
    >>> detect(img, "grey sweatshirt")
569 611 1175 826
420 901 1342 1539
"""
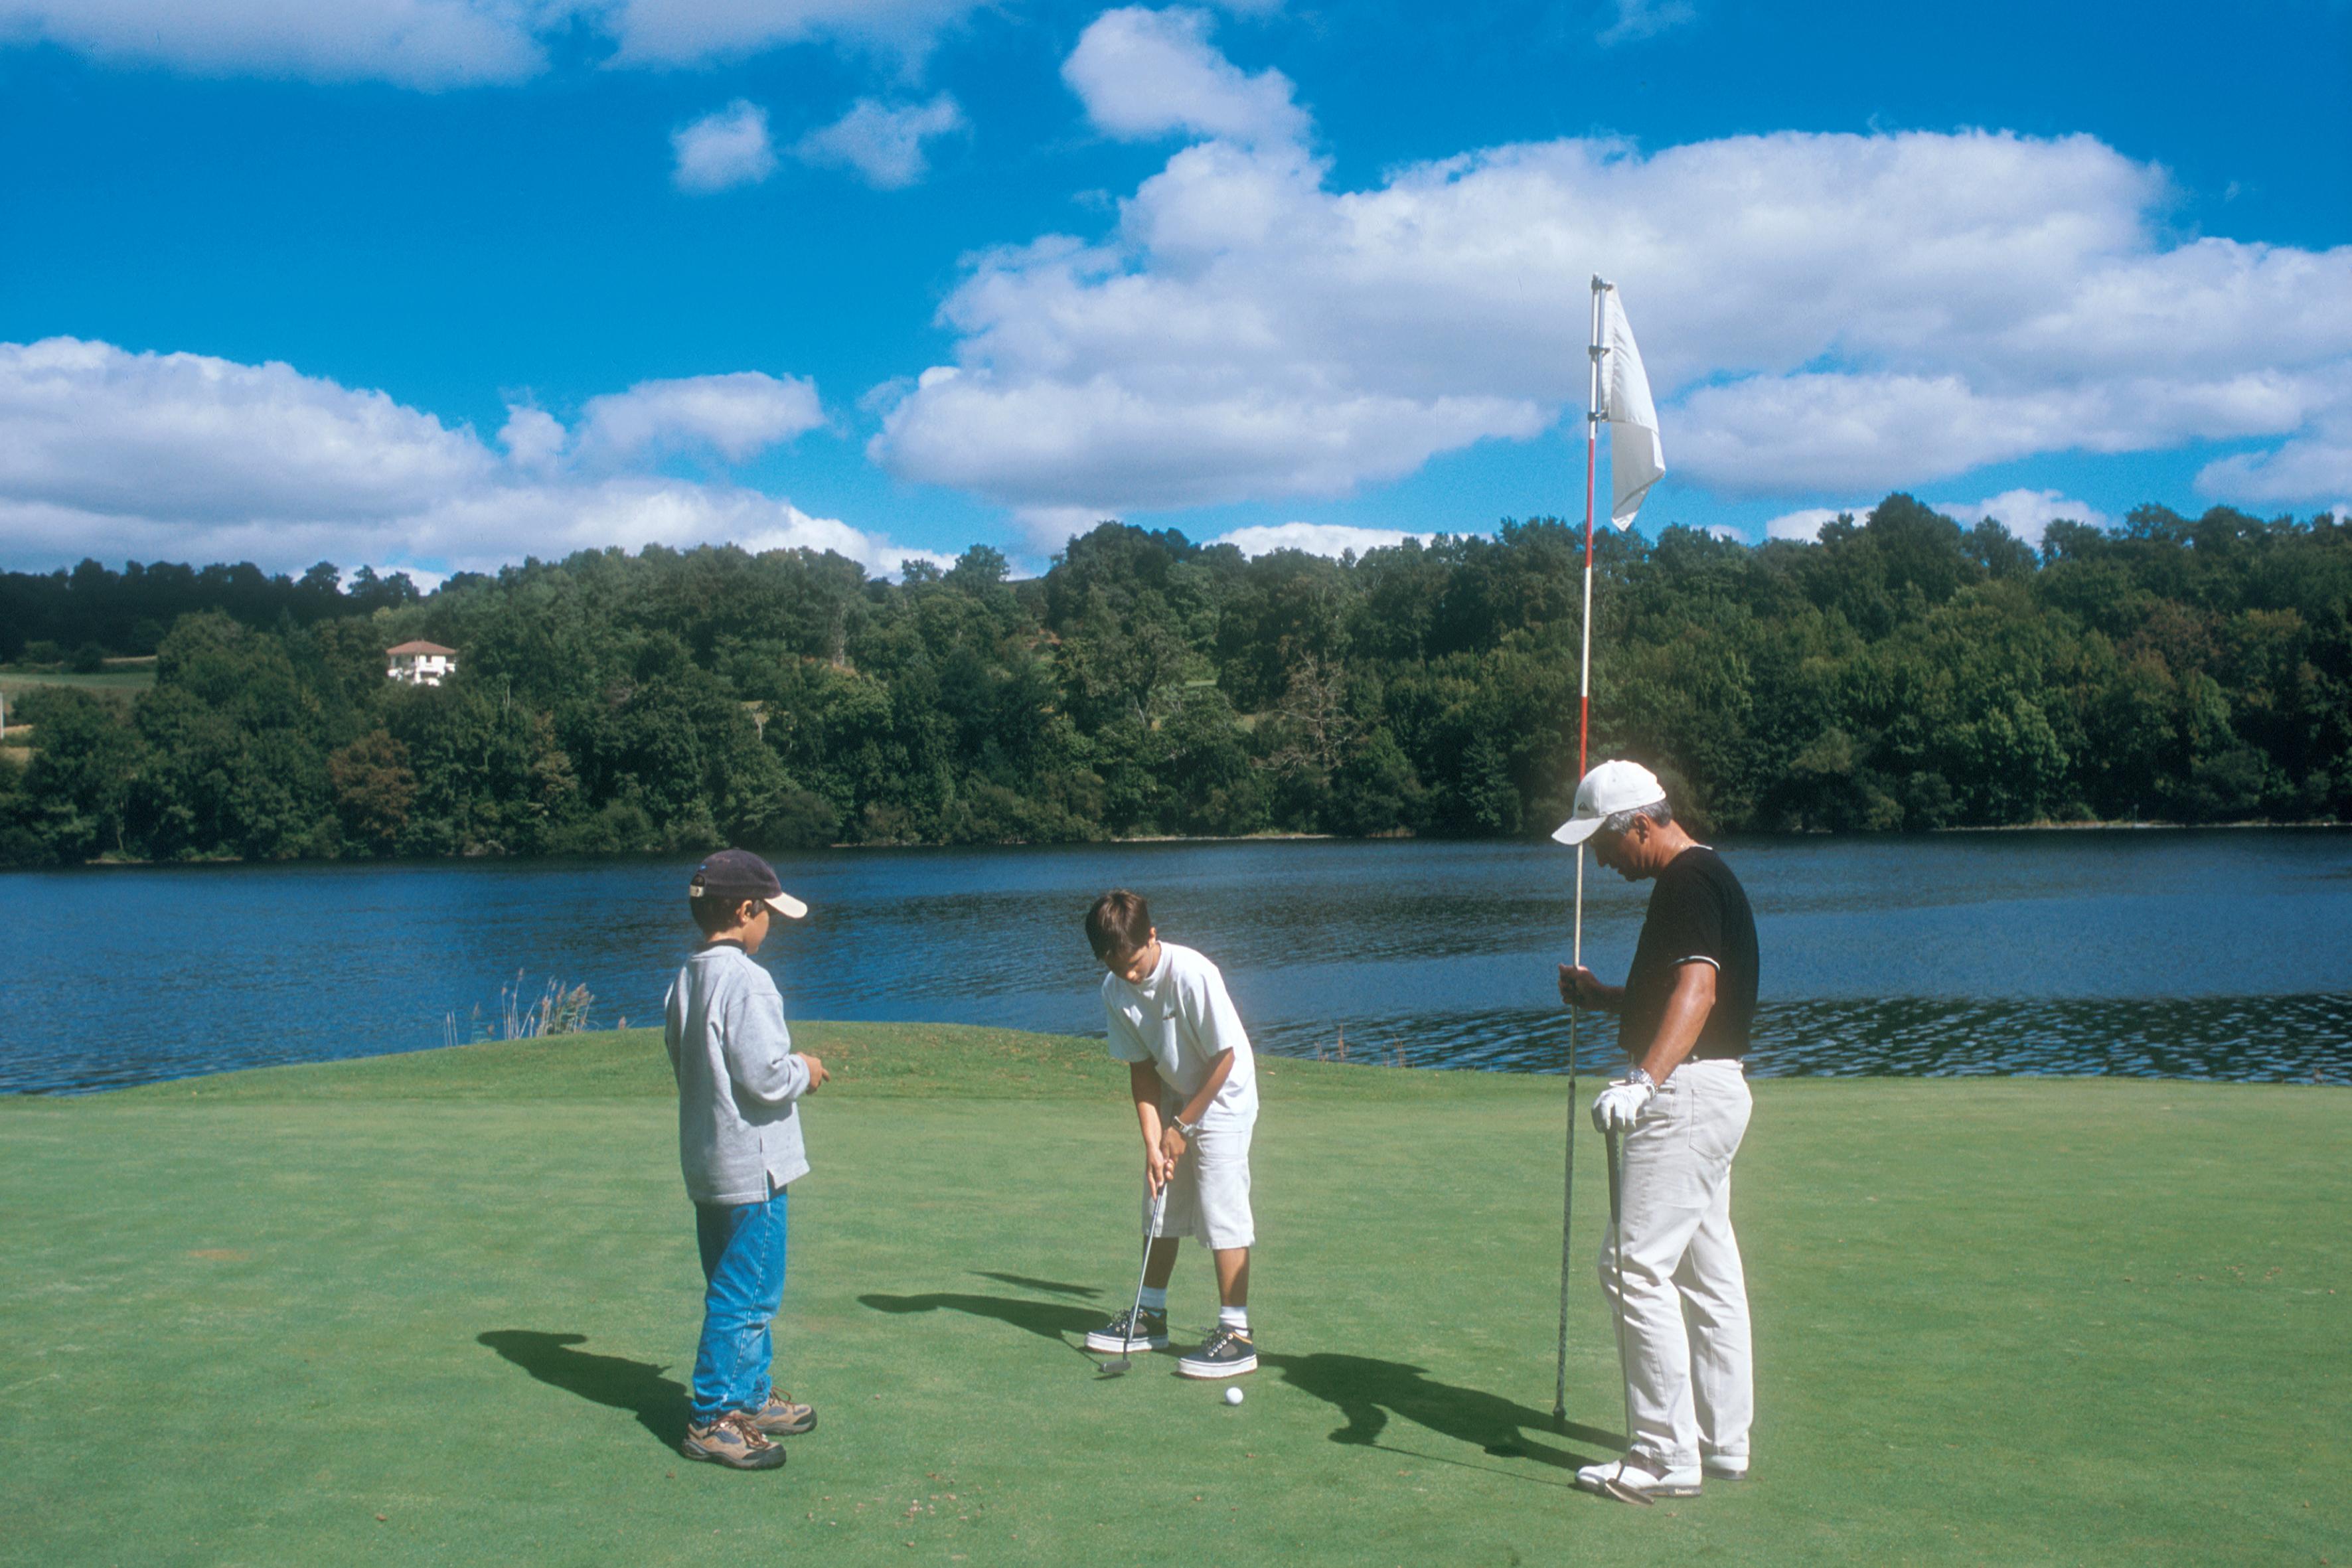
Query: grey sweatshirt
663 942 811 1206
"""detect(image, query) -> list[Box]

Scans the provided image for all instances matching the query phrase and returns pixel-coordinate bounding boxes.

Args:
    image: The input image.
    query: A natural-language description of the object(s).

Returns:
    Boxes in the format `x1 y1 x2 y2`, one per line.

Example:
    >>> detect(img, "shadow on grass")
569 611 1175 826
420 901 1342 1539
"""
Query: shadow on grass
1263 1352 1616 1472
971 1271 1103 1298
856 1292 1618 1474
478 1330 686 1450
859 1291 1101 1344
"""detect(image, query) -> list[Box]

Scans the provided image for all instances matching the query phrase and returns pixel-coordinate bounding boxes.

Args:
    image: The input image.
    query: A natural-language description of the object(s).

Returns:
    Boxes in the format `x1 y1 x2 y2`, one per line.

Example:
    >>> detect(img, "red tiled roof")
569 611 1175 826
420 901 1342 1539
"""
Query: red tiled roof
386 641 456 656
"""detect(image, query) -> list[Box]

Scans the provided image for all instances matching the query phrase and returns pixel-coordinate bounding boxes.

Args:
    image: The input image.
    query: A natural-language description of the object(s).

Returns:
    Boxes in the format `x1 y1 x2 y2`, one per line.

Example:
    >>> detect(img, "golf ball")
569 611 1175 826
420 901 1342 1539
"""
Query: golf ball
1224 1387 1244 1405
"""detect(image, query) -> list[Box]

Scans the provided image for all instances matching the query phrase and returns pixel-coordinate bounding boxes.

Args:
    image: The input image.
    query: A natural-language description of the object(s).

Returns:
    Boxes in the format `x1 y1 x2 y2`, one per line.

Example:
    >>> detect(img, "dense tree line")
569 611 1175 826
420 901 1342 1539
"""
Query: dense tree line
3 495 2347 866
0 558 423 667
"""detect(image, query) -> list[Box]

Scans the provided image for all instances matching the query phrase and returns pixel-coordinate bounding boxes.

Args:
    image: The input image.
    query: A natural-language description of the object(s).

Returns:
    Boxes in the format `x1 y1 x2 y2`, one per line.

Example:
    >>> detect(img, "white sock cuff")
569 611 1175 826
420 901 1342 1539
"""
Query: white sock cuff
1138 1286 1168 1312
1218 1304 1249 1330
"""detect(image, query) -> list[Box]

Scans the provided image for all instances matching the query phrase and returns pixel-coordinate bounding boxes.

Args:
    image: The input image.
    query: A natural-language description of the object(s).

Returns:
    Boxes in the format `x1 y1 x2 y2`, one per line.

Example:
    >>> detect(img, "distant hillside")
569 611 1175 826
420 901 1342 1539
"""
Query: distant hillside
3 497 2347 866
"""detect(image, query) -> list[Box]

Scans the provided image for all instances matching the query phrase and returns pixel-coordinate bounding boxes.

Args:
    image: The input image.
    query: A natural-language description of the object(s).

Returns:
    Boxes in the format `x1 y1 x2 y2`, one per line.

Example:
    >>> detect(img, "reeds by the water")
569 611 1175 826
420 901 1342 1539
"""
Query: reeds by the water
442 971 595 1049
1312 1024 1409 1068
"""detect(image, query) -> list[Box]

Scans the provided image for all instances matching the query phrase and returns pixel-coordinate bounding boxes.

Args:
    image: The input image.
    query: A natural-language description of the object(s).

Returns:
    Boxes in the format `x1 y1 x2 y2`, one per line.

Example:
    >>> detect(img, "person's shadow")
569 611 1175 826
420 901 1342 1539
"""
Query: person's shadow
856 1291 1620 1477
1265 1351 1616 1473
858 1289 1103 1345
969 1271 1103 1300
477 1330 687 1450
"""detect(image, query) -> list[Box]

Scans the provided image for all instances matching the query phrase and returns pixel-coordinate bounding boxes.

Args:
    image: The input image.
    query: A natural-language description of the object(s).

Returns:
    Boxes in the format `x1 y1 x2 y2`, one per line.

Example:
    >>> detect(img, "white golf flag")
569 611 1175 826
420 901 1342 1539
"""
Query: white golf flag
1601 291 1664 528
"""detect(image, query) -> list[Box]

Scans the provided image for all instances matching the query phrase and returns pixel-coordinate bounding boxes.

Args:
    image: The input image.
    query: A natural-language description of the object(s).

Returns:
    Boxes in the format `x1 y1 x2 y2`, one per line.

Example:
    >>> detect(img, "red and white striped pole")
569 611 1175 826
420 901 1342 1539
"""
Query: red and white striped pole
1553 274 1610 1421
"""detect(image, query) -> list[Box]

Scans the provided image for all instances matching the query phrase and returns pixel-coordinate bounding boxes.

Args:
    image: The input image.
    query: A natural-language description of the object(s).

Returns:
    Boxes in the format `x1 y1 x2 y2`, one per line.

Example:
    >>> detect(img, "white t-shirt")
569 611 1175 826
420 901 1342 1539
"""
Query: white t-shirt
1101 941 1259 1127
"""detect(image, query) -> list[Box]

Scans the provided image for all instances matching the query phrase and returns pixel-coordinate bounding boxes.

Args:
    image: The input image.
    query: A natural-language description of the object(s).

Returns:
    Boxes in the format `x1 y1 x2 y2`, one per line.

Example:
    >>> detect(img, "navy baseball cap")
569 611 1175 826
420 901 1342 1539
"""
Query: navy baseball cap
686 848 808 919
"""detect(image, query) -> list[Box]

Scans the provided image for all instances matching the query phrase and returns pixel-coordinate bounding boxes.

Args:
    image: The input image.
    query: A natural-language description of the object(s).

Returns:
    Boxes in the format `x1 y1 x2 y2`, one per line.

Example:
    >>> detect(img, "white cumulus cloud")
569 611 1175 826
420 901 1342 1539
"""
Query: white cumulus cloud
2193 366 2352 506
1212 521 1436 558
0 338 940 580
576 372 824 463
672 100 777 192
0 0 990 84
870 30 2352 524
0 0 546 87
1935 489 2108 546
794 94 966 189
1762 507 1849 542
0 337 495 522
1764 491 2106 548
498 405 568 472
1063 6 1308 149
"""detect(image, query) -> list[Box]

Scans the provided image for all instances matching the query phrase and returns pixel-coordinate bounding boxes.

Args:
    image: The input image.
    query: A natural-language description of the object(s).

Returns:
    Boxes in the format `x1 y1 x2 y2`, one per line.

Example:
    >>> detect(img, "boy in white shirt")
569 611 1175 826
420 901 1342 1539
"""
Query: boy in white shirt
1080 889 1261 1378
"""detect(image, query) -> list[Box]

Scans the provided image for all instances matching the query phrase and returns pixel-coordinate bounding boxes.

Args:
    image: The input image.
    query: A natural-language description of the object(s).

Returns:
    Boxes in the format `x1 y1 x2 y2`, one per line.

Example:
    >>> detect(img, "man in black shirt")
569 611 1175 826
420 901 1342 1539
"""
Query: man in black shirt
1557 760 1757 1500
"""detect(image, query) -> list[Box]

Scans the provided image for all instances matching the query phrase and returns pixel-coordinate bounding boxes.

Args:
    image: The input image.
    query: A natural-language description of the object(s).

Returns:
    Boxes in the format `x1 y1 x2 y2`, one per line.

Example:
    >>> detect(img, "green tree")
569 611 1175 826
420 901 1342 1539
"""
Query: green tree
21 690 145 859
329 730 418 852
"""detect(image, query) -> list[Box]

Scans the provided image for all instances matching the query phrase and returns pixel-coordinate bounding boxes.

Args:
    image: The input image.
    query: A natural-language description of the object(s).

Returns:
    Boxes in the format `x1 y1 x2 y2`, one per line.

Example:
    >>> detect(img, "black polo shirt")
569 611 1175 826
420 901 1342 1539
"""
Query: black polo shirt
1619 845 1758 1061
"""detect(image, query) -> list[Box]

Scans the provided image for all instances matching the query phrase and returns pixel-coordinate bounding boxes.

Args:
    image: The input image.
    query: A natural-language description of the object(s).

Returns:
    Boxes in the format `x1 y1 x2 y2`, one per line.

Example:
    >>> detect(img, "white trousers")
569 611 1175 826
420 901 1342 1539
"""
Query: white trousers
1598 1057 1753 1472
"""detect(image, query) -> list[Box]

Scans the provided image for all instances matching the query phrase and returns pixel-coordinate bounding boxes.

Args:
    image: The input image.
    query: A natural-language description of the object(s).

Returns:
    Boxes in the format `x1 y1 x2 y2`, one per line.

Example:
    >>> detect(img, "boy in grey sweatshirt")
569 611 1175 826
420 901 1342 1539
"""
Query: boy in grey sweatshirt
663 849 830 1471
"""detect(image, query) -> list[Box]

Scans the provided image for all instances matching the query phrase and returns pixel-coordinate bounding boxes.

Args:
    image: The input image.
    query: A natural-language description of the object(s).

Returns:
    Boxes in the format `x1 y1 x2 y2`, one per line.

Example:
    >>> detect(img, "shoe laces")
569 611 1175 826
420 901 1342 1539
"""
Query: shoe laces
721 1411 775 1447
1200 1325 1246 1356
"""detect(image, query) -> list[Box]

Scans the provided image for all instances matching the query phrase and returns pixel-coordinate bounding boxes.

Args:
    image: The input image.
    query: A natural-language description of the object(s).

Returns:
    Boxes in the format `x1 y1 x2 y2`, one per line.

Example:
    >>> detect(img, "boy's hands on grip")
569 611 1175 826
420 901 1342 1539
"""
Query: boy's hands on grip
796 1054 829 1092
1146 1121 1190 1194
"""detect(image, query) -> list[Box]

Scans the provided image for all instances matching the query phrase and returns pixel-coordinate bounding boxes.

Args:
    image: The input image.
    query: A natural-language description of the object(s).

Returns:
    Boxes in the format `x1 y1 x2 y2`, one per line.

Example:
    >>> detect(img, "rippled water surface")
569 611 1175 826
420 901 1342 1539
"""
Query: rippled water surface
4 832 2349 1092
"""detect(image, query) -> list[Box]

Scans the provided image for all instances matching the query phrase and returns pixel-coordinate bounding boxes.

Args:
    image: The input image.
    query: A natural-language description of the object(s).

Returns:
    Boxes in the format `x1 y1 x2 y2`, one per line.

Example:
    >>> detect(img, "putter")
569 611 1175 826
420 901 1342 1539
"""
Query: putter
1601 1129 1654 1506
1098 1182 1169 1377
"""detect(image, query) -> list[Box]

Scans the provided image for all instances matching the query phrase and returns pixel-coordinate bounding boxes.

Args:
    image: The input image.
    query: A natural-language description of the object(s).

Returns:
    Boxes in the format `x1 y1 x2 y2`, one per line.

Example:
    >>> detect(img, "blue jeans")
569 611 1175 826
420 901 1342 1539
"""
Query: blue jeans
690 1187 788 1423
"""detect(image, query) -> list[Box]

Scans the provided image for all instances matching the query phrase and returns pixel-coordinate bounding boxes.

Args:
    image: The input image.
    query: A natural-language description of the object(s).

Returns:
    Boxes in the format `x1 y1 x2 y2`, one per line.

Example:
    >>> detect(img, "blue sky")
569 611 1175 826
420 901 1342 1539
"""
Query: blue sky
2 0 2347 581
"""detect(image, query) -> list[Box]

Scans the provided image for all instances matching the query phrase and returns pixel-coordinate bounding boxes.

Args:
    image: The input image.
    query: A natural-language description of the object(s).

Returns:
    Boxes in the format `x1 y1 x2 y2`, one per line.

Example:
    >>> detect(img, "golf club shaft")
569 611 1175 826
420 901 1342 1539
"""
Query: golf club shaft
1120 1183 1169 1355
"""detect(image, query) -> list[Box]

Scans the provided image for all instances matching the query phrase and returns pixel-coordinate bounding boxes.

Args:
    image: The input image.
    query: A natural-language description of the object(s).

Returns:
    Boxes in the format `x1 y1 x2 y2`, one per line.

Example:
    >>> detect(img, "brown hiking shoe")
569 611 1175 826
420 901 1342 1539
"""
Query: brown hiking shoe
747 1390 817 1437
682 1410 785 1470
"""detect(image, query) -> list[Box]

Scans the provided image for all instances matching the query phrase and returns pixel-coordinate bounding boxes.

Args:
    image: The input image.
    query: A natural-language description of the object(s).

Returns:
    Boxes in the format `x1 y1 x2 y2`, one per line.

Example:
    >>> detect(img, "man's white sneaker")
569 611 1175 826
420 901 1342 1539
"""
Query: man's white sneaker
1575 1456 1701 1499
1703 1454 1749 1480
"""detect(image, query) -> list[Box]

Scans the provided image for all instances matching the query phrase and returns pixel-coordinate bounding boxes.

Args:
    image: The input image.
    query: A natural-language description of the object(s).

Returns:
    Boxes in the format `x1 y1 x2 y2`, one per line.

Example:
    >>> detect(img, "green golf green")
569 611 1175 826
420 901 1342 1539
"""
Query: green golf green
3 1025 2345 1566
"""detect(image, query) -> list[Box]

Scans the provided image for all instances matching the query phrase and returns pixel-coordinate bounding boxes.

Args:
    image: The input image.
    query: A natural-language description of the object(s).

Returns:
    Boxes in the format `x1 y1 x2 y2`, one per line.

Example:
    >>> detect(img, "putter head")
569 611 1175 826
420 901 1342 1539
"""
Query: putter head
1095 1357 1133 1379
1600 1475 1656 1506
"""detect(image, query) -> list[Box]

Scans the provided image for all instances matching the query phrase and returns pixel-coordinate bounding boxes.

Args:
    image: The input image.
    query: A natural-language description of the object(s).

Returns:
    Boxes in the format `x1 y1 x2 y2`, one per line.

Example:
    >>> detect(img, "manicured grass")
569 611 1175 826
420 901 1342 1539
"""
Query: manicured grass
4 1028 2347 1567
0 665 155 696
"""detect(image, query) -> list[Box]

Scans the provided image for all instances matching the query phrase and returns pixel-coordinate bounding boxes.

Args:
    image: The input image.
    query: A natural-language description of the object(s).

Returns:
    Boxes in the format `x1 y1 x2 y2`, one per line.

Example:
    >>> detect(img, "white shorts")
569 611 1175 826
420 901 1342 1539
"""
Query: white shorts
1146 1109 1256 1251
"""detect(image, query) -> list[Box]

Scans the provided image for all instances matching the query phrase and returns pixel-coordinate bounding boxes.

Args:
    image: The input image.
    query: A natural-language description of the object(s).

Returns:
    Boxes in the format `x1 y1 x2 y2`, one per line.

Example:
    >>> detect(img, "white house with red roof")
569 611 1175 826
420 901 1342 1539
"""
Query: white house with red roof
386 640 457 686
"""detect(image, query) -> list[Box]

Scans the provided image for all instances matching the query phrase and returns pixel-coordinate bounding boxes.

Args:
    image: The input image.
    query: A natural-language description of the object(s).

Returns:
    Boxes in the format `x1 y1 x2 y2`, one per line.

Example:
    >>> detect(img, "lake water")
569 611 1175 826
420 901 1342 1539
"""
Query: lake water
3 832 2349 1094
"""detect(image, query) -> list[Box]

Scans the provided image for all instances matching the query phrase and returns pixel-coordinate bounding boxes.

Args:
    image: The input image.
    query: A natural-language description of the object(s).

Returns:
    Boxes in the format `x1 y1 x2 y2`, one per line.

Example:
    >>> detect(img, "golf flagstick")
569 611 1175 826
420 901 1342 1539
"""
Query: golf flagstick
1552 274 1608 1424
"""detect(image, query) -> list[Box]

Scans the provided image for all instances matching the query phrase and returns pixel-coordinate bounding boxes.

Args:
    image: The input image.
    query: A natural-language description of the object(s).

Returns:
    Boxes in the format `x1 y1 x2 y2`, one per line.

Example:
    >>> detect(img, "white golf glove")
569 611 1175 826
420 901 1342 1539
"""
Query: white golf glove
1590 1075 1656 1133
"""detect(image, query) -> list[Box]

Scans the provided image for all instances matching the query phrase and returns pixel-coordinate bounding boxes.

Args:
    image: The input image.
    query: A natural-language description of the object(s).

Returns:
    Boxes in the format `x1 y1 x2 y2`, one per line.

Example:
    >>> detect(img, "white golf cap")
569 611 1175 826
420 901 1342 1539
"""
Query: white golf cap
1550 759 1666 846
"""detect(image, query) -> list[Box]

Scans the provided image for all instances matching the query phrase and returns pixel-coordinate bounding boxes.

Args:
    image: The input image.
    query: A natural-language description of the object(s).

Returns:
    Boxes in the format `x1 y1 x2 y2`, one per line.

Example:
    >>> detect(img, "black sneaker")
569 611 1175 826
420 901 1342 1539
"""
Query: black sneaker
1178 1326 1257 1379
1083 1306 1168 1354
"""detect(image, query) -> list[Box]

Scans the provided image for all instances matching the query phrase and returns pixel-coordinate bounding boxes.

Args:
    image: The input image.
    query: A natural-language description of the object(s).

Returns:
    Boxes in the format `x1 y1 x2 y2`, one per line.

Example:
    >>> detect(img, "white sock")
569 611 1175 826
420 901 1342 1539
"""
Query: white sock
1138 1287 1168 1313
1219 1304 1249 1332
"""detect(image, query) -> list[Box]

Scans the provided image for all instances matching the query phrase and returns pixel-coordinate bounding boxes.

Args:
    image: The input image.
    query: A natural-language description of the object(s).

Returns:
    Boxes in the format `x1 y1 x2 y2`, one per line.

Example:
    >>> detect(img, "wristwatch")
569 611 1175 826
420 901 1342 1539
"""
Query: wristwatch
1626 1065 1658 1091
1172 1116 1200 1140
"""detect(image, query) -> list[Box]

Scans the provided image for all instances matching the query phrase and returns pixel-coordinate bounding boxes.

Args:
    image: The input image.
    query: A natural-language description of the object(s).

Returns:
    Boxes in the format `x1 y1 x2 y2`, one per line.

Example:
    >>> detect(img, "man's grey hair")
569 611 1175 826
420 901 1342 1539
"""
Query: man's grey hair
1600 798 1673 835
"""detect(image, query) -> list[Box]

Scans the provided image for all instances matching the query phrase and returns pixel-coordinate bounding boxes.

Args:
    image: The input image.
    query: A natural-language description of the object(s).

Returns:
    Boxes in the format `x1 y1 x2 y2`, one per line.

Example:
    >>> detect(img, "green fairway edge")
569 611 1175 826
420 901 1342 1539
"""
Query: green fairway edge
23 1022 2352 1107
50 1021 1536 1105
